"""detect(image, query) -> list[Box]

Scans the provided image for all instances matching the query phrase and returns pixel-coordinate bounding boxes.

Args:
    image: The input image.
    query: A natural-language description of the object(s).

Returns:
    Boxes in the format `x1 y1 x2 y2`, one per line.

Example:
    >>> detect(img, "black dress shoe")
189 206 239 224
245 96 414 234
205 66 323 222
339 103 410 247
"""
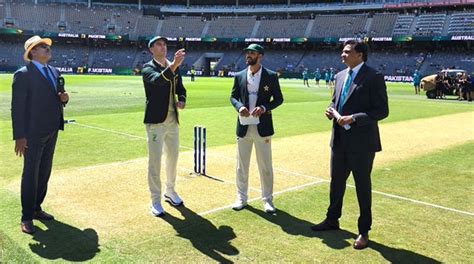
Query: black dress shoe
353 233 369 250
21 221 36 234
311 219 340 231
33 211 54 221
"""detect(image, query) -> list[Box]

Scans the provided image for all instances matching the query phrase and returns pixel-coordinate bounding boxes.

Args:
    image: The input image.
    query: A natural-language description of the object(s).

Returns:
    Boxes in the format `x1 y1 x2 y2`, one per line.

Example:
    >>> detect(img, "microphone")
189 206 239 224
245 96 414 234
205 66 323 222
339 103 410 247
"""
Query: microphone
56 76 67 107
57 76 65 93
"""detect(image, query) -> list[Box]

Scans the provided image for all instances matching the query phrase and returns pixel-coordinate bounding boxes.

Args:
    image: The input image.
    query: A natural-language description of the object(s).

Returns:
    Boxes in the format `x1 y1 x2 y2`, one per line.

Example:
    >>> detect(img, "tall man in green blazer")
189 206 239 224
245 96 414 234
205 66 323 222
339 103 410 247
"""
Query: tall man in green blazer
142 36 187 217
230 44 284 213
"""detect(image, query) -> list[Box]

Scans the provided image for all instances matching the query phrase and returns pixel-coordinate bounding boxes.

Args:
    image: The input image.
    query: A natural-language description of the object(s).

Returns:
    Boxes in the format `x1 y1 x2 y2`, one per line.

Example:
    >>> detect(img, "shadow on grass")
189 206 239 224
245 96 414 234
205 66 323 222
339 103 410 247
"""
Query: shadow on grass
163 206 239 264
246 206 440 263
29 219 100 261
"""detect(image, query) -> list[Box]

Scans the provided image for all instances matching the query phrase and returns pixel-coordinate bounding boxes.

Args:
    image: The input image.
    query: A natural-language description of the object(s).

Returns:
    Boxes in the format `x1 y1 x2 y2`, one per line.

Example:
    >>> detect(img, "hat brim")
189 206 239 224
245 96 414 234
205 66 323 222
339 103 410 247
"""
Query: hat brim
23 38 52 62
148 37 168 48
243 48 263 54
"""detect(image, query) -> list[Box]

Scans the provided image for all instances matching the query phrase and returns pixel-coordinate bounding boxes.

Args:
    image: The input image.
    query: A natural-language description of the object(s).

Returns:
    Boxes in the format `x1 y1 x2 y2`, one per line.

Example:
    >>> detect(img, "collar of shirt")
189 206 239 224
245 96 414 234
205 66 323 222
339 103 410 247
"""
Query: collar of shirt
153 58 171 68
247 66 262 80
347 62 364 79
31 60 56 83
31 60 47 71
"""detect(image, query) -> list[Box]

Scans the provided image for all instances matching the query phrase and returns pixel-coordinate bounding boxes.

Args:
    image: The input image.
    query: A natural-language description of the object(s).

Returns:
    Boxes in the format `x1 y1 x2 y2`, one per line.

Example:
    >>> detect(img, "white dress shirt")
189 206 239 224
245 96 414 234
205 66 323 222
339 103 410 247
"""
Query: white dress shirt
343 62 364 87
154 58 175 112
246 66 262 112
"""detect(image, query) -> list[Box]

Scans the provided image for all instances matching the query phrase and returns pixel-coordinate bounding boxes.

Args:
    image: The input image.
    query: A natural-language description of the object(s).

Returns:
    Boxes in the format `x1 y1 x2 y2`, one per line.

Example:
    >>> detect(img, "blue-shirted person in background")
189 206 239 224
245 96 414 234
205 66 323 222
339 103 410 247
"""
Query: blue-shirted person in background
314 68 321 88
324 69 331 89
302 69 310 87
413 69 421 95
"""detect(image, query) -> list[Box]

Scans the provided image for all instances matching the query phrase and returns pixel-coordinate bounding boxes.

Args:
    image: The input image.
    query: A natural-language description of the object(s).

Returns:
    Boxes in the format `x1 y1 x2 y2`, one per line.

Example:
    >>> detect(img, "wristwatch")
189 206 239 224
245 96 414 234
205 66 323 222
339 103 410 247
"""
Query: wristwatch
351 115 356 123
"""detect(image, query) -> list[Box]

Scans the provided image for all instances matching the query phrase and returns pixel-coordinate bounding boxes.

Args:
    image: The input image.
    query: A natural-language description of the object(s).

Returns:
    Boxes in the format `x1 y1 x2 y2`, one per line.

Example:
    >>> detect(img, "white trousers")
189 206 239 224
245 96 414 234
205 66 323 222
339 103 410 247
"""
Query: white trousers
146 112 179 204
236 125 274 202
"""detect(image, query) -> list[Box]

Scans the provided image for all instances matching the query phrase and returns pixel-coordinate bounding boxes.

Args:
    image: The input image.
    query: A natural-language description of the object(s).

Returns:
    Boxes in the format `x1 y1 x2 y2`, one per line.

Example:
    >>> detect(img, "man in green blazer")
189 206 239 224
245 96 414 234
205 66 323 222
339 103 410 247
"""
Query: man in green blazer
142 36 187 217
230 44 284 213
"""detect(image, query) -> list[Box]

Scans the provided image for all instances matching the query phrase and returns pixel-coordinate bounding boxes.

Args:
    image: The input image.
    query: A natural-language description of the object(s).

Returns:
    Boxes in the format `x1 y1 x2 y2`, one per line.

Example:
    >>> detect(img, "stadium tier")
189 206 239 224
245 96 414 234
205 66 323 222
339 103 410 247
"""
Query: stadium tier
0 0 472 76
2 1 473 37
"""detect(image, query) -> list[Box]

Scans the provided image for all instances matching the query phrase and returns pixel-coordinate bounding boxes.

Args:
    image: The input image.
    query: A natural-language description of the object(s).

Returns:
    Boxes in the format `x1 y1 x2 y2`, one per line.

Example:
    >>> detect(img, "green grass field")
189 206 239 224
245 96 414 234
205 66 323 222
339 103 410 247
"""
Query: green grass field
0 74 473 263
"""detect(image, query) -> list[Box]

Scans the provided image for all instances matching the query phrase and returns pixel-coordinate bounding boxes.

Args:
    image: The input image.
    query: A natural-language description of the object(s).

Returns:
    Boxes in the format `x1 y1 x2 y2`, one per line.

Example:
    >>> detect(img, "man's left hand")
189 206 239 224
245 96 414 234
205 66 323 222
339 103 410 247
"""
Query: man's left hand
176 101 185 109
58 92 69 103
337 115 354 127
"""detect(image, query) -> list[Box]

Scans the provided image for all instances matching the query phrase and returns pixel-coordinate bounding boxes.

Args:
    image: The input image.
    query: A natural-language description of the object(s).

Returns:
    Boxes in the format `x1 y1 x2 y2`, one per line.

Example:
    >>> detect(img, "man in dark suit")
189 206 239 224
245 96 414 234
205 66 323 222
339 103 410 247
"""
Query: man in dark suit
311 40 389 250
230 44 284 213
142 36 187 217
12 35 69 234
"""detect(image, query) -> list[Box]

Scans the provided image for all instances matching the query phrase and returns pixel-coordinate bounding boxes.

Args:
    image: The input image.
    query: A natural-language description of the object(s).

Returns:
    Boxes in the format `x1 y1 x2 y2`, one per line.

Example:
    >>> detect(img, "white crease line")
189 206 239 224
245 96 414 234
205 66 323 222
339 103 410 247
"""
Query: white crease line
69 122 474 217
130 179 327 249
75 159 146 172
273 167 327 181
70 122 146 140
198 180 326 216
202 152 326 181
348 184 474 217
69 122 193 150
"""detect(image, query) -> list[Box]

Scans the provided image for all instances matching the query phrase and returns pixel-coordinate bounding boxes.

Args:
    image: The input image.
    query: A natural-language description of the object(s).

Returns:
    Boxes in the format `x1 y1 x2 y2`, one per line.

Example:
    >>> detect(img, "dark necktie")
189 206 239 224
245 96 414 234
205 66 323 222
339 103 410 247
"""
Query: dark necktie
43 66 56 90
338 69 353 113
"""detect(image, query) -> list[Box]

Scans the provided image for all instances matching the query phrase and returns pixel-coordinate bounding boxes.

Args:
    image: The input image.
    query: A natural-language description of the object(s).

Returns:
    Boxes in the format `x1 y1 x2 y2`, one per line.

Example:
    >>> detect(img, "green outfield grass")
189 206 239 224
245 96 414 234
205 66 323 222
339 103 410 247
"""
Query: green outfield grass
0 74 473 263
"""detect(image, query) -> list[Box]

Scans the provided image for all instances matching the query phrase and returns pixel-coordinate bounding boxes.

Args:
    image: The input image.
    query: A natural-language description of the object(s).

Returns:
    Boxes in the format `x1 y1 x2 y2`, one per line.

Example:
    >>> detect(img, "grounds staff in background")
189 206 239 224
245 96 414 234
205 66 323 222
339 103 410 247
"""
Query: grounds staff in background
190 66 196 82
142 36 187 217
230 43 284 213
311 40 389 250
12 35 69 234
413 69 421 95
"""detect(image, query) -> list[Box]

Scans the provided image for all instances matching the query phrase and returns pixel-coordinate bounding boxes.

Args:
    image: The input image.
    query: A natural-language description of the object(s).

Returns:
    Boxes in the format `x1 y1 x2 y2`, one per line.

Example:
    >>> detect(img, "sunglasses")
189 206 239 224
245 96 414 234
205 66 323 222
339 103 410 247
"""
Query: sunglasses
35 44 51 50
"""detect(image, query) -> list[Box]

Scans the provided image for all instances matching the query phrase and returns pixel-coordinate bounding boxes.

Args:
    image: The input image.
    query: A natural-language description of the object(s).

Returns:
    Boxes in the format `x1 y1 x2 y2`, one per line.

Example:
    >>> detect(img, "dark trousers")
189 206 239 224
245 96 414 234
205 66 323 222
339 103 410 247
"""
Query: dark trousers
21 132 58 221
326 149 375 234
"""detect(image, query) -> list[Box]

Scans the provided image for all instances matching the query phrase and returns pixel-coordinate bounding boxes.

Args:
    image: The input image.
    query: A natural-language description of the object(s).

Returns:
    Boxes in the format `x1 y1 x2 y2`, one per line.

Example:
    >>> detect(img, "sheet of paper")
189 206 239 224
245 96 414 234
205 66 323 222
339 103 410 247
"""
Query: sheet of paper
330 108 351 130
239 115 260 125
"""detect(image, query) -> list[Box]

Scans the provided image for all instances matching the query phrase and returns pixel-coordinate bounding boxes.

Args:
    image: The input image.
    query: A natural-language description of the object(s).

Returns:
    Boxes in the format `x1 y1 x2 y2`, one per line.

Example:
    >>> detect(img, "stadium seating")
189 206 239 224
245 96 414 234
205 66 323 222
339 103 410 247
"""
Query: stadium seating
392 14 415 36
255 18 309 38
1 1 472 76
213 50 243 71
1 39 470 76
205 16 256 38
296 50 341 73
369 13 398 37
413 13 447 36
65 4 119 34
0 3 5 20
309 14 368 38
50 45 90 68
423 51 474 74
9 1 36 30
257 50 305 72
0 41 23 67
368 50 425 75
3 1 473 39
179 50 204 70
160 16 206 37
448 12 474 36
89 46 137 68
132 15 160 38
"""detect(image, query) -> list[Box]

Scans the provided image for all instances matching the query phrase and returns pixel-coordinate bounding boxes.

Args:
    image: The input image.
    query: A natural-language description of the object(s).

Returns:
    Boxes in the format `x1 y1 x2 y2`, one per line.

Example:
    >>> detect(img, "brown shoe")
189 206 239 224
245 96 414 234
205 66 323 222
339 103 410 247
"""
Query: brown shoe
33 211 54 221
21 221 36 234
353 233 369 250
